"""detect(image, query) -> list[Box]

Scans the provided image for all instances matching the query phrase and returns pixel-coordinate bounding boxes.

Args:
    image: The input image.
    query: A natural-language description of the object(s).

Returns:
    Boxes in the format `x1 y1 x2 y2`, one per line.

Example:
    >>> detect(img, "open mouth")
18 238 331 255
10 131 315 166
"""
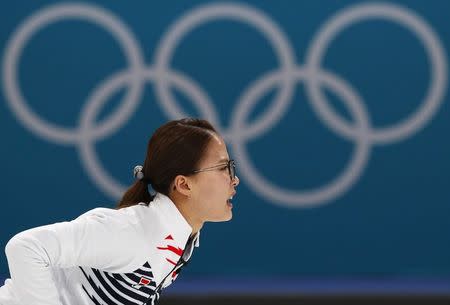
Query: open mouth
227 195 233 208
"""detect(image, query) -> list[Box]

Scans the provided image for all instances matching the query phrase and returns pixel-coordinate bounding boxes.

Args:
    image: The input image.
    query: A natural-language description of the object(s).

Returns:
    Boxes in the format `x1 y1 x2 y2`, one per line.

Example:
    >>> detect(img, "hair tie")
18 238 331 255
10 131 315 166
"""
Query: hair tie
133 165 145 181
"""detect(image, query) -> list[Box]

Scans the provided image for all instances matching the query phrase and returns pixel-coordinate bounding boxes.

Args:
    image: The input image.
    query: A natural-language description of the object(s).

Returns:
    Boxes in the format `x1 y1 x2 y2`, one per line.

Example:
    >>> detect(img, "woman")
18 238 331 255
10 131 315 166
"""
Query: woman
0 118 239 305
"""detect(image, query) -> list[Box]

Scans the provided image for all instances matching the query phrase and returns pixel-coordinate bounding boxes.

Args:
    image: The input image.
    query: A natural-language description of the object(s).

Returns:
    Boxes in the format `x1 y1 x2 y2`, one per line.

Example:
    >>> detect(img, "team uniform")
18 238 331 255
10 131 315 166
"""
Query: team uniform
0 193 199 305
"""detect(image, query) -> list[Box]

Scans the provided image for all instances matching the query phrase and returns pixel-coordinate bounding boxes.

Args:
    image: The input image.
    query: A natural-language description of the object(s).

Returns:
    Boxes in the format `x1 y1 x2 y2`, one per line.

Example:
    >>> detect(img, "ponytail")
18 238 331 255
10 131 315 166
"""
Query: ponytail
117 180 153 209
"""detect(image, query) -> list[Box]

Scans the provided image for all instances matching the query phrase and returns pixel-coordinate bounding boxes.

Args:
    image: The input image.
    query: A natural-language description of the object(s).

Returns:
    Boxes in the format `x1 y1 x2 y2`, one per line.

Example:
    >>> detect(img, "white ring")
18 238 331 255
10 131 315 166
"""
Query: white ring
153 2 296 137
305 2 447 144
230 68 371 207
78 67 219 198
2 3 146 145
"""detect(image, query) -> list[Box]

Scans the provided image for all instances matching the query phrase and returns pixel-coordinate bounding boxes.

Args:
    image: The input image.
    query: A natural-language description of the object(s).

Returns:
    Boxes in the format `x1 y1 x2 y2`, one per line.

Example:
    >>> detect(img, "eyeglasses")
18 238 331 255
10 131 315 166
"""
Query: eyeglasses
192 159 236 181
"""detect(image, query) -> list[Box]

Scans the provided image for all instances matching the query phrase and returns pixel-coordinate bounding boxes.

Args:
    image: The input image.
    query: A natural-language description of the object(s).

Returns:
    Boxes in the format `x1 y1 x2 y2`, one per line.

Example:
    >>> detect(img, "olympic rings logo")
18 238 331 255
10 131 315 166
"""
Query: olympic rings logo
2 2 447 208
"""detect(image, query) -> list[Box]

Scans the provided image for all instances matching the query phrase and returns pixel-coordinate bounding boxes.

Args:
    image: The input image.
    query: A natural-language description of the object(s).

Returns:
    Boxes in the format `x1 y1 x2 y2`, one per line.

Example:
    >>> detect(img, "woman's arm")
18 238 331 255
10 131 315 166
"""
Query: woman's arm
4 208 145 304
5 231 62 304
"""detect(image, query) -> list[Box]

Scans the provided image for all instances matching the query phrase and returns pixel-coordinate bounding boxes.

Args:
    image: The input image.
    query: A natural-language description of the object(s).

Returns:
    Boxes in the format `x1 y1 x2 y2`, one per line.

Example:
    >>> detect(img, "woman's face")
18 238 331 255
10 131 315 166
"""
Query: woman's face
190 134 239 223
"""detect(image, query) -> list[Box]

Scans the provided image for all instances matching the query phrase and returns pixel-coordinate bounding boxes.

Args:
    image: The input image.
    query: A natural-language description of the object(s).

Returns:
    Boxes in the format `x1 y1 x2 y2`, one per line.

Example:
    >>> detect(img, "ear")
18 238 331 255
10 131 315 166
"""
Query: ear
173 175 192 197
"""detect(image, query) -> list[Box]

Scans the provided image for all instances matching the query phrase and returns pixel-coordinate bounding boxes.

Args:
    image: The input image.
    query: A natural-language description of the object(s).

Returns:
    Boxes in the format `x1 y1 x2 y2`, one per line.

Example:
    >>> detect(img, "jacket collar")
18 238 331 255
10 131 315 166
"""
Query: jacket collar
152 192 200 248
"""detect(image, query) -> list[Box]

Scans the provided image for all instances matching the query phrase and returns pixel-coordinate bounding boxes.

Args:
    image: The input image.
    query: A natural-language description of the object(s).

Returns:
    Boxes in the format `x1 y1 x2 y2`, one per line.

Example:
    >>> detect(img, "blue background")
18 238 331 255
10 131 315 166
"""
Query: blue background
1 0 449 293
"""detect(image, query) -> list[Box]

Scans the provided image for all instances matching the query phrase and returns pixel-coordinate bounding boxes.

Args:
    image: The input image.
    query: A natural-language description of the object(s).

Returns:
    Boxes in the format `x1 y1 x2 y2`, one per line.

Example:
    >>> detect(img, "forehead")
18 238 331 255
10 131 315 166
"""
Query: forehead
200 134 229 165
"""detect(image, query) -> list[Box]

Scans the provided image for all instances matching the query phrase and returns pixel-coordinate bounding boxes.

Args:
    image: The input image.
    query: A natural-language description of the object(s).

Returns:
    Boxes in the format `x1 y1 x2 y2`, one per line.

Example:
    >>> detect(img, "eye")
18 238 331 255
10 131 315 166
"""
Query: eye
220 165 228 171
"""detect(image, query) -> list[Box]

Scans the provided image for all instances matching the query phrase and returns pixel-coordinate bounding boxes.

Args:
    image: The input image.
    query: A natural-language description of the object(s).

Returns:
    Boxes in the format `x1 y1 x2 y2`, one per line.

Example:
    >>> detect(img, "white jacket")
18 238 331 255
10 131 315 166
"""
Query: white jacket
0 193 199 305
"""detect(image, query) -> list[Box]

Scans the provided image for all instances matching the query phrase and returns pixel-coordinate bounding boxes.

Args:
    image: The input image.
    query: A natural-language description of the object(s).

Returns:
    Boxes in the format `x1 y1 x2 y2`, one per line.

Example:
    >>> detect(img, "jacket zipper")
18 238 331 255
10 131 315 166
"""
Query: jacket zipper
143 235 193 304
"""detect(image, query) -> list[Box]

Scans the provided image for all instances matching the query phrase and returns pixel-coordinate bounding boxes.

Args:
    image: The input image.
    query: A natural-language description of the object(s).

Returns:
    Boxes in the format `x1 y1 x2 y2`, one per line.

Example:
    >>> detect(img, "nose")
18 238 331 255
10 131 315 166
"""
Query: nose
231 175 240 187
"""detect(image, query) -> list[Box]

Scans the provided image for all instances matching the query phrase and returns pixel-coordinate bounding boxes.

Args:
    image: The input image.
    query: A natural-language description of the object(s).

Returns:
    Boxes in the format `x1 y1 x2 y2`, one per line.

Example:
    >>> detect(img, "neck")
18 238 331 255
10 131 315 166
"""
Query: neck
169 193 203 235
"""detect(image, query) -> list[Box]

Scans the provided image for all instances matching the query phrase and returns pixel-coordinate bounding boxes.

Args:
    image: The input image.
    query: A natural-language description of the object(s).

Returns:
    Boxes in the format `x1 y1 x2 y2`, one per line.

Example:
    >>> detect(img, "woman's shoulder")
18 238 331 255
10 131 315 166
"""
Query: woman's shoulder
73 205 147 231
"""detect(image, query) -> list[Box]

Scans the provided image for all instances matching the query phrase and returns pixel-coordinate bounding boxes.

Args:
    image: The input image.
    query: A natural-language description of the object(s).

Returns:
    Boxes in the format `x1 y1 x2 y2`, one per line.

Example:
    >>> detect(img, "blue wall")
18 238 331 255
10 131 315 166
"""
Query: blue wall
1 0 449 288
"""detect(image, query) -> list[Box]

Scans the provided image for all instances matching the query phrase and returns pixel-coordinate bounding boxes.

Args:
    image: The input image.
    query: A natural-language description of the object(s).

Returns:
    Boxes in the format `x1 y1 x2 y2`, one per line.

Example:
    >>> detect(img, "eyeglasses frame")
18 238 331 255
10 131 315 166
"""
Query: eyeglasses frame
192 159 236 181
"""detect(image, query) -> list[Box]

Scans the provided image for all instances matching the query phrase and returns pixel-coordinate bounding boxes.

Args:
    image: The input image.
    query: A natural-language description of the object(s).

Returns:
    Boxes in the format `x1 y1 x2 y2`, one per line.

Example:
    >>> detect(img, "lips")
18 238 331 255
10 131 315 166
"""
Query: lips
227 192 235 207
226 199 233 208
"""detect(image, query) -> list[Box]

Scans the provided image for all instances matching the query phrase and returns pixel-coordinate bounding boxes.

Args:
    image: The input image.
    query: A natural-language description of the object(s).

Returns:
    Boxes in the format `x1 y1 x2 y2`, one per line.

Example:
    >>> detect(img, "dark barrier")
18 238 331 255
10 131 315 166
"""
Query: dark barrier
160 296 450 305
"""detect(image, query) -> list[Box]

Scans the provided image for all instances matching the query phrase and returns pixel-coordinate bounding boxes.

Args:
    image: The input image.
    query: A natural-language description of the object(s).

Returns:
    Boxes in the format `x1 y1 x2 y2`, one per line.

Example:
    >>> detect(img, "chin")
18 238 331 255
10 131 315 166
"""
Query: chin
211 212 233 222
223 210 233 221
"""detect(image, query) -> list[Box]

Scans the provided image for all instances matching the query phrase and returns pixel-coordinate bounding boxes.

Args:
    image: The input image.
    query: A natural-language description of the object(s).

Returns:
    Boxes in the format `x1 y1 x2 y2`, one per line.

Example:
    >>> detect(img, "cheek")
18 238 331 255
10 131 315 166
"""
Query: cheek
193 175 231 222
201 172 226 188
200 177 223 198
194 175 227 204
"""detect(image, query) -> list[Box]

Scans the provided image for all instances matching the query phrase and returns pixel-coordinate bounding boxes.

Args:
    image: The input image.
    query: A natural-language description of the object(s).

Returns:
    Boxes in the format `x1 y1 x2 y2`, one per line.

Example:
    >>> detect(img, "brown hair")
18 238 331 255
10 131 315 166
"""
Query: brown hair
117 118 217 208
